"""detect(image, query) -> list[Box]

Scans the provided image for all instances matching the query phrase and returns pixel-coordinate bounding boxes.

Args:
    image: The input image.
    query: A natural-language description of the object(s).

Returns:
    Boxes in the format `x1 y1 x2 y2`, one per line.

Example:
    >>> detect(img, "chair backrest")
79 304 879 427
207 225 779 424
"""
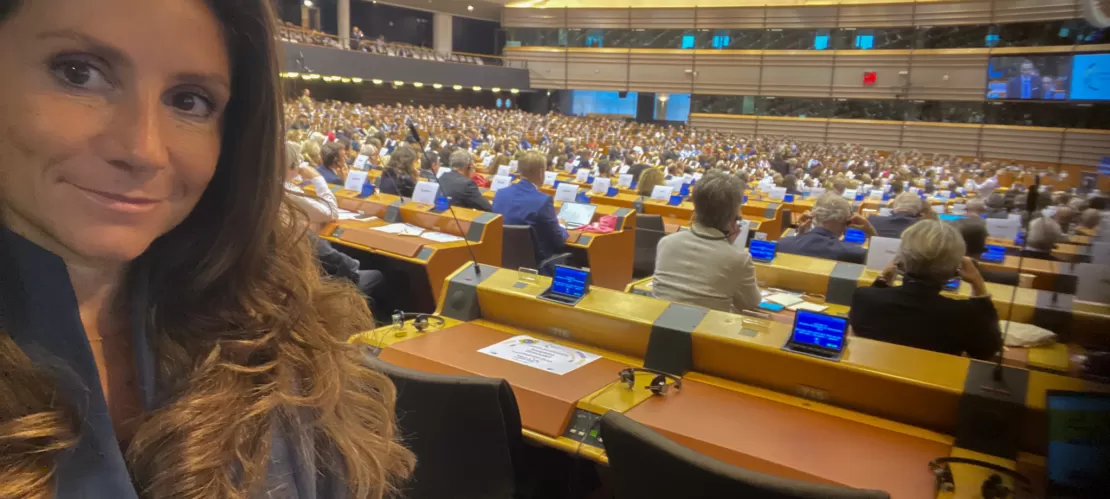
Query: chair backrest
637 214 665 232
502 224 540 271
600 412 890 499
364 353 523 499
634 229 667 278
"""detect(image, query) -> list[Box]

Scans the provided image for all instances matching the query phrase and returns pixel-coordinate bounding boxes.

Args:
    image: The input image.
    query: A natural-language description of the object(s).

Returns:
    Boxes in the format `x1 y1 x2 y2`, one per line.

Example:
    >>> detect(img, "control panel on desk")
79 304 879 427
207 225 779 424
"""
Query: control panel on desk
562 408 604 449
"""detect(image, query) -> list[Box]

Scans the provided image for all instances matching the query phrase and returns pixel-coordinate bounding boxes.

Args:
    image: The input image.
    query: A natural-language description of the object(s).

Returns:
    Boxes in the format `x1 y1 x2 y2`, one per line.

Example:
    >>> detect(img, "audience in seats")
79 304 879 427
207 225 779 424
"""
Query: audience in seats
316 142 349 185
439 150 493 211
868 193 923 238
951 217 1019 286
652 174 762 313
1079 209 1102 232
379 145 419 197
637 168 666 198
492 151 567 268
1022 217 1063 260
1053 205 1078 234
778 195 875 264
849 221 1003 360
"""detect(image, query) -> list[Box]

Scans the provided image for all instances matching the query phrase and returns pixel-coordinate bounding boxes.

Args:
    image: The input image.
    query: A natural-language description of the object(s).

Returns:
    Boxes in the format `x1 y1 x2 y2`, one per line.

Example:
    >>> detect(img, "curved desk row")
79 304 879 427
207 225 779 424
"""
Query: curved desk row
351 264 1107 499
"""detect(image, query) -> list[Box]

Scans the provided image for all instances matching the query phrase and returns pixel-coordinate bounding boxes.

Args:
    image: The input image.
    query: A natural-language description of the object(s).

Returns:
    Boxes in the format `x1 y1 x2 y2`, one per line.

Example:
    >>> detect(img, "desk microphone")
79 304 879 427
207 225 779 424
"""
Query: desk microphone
405 116 482 278
994 175 1039 382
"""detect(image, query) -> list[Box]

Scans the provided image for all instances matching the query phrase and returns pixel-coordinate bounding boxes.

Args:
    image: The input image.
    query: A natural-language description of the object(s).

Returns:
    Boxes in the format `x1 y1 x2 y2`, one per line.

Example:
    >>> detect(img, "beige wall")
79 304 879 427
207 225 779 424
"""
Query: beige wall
688 113 1110 170
503 0 1082 28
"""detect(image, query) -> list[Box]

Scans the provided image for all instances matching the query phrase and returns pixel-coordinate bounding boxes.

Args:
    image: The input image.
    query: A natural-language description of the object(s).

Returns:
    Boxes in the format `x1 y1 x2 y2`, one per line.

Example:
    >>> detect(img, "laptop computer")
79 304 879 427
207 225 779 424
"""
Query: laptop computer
557 202 598 229
539 265 592 306
783 310 849 361
1045 390 1110 498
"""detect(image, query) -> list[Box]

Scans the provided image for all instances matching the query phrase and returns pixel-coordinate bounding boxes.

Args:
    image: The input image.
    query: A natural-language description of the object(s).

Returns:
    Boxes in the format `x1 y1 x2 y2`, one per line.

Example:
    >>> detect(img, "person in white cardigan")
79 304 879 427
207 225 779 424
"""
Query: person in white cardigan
651 173 762 313
284 141 339 229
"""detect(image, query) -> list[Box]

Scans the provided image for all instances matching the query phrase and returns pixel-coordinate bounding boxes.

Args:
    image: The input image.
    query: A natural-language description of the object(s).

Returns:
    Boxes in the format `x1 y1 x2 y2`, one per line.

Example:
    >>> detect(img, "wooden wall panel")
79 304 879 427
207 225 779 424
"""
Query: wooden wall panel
501 8 564 28
628 8 697 29
757 117 828 143
763 6 839 28
504 48 567 89
836 4 916 27
565 8 629 29
688 114 758 135
908 53 989 101
760 52 835 98
905 1 994 25
628 52 694 93
565 51 629 91
979 126 1065 163
901 123 983 157
692 52 762 96
1060 129 1110 167
696 7 766 29
991 0 1080 24
826 120 904 150
831 52 911 99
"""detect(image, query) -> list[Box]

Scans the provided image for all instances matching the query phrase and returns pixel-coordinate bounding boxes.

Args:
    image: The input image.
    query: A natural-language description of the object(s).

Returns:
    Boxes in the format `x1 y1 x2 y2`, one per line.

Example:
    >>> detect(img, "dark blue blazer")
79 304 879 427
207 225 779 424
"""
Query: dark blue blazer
316 165 343 185
0 228 344 498
867 212 920 239
777 227 867 264
492 180 567 262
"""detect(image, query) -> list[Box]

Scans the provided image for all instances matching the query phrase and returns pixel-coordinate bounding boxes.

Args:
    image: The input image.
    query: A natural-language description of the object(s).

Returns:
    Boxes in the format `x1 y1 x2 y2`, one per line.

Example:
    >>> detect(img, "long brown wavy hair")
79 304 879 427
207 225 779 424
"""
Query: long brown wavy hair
0 1 414 498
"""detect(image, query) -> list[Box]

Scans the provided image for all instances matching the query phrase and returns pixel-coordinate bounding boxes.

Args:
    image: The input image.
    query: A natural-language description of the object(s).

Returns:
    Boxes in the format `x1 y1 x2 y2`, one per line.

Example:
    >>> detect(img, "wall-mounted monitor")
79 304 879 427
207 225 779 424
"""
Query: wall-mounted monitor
986 55 1072 101
1069 53 1110 101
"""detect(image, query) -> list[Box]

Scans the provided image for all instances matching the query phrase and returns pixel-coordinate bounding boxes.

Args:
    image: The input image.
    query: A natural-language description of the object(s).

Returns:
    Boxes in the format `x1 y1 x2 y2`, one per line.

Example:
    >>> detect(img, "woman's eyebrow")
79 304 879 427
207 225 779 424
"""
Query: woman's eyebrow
37 29 129 66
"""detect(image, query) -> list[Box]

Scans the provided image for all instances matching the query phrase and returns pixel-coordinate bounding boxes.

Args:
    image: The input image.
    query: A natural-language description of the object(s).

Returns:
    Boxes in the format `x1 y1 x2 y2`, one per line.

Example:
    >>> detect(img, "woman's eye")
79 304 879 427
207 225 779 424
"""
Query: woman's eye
51 60 112 91
167 91 214 119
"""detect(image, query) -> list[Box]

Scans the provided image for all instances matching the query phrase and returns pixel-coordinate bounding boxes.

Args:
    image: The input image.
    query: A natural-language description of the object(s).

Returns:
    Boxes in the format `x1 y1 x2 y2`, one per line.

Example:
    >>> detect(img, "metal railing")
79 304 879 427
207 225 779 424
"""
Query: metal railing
277 25 526 69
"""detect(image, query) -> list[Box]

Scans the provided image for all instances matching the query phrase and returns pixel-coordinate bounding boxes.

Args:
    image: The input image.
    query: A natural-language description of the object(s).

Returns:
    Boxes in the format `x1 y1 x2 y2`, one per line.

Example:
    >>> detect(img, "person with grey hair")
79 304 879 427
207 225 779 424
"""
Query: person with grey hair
867 192 923 238
778 194 875 264
849 221 1002 360
1079 208 1101 231
984 192 1008 219
963 198 987 218
437 149 492 211
1053 205 1078 234
1021 217 1061 260
652 174 761 313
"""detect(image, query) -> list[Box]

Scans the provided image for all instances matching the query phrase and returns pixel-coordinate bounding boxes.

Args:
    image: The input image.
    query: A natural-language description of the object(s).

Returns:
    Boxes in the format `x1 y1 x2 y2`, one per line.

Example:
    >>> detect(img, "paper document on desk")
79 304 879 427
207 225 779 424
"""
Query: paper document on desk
478 335 600 375
421 232 464 243
765 293 804 308
373 223 425 236
337 210 374 221
788 302 828 313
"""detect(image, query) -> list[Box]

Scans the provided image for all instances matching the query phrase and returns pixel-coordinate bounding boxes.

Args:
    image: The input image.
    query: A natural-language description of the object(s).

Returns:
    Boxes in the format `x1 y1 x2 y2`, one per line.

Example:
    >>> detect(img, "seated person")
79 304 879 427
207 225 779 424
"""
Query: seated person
778 194 874 264
636 168 665 198
849 221 1002 360
867 193 922 238
1020 217 1062 261
951 217 1019 286
652 174 761 313
1052 205 1077 234
626 162 650 183
984 193 1008 219
377 146 418 198
315 142 348 185
493 151 567 266
963 198 986 218
438 150 492 211
1079 208 1101 234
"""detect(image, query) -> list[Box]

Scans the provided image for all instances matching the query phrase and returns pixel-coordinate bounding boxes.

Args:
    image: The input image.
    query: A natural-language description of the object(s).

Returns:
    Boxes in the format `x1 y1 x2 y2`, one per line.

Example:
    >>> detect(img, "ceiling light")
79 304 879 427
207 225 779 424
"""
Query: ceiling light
433 83 443 89
341 78 351 83
467 5 474 11
413 82 424 88
491 87 501 92
372 79 383 85
453 84 463 90
304 0 314 7
351 77 363 83
393 80 404 86
472 86 482 91
285 72 300 78
510 88 520 94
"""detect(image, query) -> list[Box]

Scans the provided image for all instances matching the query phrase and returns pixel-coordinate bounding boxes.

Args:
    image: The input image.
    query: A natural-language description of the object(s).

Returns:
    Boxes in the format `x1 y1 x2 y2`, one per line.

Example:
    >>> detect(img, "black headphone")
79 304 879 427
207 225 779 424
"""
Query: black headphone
928 457 1034 499
390 311 446 333
618 367 683 397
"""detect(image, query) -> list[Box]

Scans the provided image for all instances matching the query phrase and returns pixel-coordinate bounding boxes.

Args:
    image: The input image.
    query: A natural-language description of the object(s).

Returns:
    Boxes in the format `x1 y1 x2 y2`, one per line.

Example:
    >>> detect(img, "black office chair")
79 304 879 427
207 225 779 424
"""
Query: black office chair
363 353 524 499
636 214 666 232
633 228 667 279
600 412 891 499
502 225 572 274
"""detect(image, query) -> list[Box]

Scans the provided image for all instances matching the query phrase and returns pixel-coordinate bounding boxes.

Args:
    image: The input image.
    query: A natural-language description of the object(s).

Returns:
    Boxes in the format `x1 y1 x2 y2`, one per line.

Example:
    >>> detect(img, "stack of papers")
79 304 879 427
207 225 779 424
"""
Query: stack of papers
788 302 828 313
373 223 425 236
421 232 464 243
764 293 804 308
337 210 374 221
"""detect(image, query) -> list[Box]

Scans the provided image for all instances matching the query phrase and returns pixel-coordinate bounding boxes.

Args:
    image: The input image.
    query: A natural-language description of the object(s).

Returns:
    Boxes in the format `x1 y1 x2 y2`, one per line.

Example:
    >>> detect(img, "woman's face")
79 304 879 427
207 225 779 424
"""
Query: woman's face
0 0 230 263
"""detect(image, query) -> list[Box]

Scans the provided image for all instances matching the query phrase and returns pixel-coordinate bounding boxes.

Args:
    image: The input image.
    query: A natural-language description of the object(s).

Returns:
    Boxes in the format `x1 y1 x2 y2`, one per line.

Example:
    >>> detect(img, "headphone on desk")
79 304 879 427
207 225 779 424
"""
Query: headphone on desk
390 311 446 333
928 457 1034 499
618 367 683 397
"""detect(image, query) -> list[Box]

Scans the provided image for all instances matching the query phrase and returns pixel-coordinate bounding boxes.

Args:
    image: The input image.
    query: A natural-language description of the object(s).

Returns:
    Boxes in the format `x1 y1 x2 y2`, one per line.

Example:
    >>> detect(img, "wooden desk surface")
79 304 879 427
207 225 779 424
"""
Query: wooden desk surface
625 376 949 499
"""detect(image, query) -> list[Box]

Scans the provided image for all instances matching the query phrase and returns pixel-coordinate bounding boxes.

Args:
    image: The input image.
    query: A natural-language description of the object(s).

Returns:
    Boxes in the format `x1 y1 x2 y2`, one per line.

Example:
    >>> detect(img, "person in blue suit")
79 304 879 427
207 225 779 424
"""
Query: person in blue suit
1005 59 1043 99
778 194 876 264
315 142 348 185
493 151 568 266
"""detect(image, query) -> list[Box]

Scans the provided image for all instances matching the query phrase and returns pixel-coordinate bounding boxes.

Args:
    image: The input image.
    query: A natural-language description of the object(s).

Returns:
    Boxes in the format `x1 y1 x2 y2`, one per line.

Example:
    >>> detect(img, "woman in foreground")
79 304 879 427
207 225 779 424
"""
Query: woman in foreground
0 0 412 497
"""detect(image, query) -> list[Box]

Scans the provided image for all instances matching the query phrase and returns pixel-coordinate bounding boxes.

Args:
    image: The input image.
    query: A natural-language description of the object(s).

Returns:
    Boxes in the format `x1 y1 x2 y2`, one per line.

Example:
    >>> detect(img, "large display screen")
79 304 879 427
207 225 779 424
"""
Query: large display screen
987 55 1072 100
1069 53 1110 101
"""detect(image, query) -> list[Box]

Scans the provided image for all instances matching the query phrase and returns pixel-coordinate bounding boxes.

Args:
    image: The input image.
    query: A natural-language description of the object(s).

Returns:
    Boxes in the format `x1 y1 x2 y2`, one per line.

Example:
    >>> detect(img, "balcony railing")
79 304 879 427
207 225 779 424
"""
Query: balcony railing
277 25 526 69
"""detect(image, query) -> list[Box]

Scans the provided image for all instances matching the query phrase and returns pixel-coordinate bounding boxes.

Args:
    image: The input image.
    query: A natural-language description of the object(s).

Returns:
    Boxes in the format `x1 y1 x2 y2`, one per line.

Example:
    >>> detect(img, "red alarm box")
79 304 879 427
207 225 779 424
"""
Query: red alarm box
863 71 877 85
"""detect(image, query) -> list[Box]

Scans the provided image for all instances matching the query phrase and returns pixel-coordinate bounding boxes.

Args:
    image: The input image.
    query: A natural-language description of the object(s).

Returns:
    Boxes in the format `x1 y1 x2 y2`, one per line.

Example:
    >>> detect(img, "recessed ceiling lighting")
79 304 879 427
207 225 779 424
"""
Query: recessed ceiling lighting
432 83 443 89
472 86 482 91
303 0 314 7
413 82 424 88
453 84 463 90
510 88 520 94
467 5 474 11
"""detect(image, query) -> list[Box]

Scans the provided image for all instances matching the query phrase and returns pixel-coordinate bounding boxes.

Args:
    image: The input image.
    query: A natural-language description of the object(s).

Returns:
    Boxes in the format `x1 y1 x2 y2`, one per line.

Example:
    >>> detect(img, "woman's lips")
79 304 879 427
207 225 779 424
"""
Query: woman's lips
70 183 162 214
